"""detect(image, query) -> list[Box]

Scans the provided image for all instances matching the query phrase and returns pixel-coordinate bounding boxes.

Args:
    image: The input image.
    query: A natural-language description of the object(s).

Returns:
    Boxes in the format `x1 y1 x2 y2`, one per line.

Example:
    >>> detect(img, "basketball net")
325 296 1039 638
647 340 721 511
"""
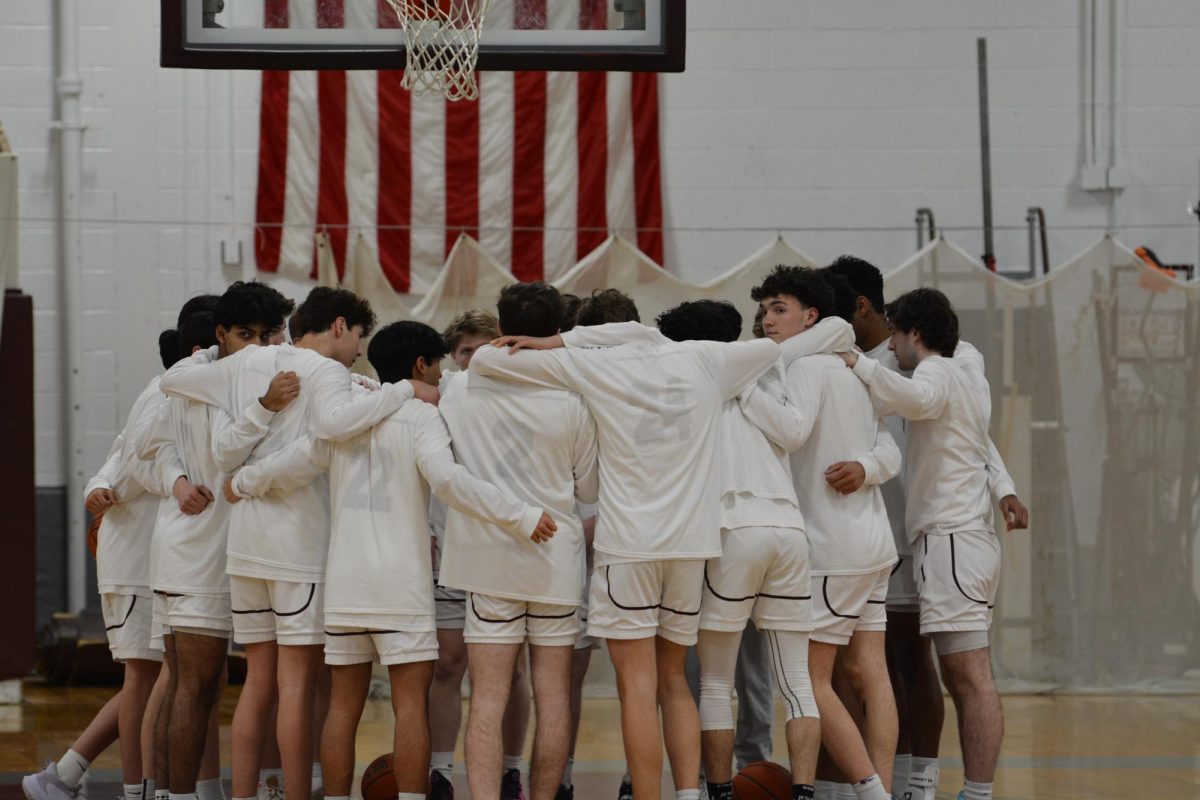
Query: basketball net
385 0 492 101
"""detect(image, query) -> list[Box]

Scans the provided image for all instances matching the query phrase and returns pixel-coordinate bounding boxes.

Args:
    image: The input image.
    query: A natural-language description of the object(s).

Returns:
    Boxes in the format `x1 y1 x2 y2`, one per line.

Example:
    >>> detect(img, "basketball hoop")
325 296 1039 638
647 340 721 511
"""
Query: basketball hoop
385 0 492 101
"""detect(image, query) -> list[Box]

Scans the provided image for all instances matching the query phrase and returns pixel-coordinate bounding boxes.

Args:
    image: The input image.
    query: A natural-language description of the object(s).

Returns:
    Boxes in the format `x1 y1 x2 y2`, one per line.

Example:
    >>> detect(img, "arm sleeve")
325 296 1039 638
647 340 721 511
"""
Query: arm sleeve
157 347 234 410
561 321 669 348
737 360 822 452
857 420 902 486
985 437 1018 501
468 344 578 392
306 360 415 442
211 403 275 473
413 410 543 541
693 339 782 401
571 406 600 506
852 355 951 420
232 437 332 499
777 317 856 367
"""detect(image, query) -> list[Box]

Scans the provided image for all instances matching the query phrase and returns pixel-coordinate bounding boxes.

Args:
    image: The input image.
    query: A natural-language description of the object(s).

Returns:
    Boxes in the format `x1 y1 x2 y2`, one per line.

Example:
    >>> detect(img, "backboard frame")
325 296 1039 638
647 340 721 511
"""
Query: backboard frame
160 0 685 72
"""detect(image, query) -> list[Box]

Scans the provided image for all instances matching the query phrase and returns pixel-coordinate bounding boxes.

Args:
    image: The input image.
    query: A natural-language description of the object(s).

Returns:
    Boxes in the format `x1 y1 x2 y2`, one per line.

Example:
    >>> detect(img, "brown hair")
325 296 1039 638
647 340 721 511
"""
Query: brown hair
442 309 499 351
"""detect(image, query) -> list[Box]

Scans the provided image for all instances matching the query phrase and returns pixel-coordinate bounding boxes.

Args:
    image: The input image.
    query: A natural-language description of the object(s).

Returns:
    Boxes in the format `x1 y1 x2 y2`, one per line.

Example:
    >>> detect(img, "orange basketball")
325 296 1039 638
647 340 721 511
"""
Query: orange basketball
732 761 791 800
361 753 397 800
87 514 103 558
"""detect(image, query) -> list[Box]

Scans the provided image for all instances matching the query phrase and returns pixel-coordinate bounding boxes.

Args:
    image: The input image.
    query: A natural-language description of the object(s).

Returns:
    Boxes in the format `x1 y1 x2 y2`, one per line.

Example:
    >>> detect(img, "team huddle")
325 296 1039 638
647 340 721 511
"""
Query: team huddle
26 258 1029 800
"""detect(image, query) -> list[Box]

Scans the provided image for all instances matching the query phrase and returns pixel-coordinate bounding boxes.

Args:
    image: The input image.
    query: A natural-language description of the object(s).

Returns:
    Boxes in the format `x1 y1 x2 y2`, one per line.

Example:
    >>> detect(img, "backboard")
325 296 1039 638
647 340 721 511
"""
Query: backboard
161 0 685 72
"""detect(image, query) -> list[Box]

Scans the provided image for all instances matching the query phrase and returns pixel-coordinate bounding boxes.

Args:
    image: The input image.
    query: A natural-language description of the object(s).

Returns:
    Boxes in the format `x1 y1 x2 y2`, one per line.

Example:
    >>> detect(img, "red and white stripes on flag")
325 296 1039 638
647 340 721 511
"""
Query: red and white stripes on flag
254 1 664 294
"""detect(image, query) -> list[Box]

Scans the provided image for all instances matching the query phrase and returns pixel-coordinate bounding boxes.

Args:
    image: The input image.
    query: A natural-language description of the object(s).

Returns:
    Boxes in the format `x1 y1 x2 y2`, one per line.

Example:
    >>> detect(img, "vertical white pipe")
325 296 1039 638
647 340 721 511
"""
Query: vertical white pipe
56 0 86 612
1109 0 1123 168
1083 0 1096 167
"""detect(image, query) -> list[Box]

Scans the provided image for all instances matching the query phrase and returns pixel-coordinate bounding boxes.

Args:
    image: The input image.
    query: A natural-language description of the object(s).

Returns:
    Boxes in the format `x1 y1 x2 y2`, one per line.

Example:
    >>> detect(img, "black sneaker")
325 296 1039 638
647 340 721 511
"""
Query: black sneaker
617 778 633 800
429 772 455 800
501 769 526 800
555 785 575 800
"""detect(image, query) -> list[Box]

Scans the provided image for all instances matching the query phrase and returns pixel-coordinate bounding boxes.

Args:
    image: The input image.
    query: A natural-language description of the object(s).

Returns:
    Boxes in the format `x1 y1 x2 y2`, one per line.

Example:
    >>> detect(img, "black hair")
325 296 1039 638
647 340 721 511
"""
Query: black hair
496 282 563 338
750 265 836 320
288 286 376 340
576 288 640 326
655 300 742 343
214 281 295 333
820 268 859 323
158 329 180 369
886 288 960 357
367 320 449 385
177 309 219 359
560 293 582 332
176 294 219 329
826 255 886 314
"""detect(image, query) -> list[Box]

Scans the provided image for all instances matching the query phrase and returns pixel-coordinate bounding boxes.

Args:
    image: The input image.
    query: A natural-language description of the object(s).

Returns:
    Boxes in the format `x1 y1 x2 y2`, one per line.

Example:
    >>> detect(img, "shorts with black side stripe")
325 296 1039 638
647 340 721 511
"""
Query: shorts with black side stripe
811 566 892 646
324 622 438 666
913 529 1000 635
434 584 467 630
885 553 920 612
230 576 324 646
464 594 580 647
101 592 161 662
700 526 812 633
587 560 705 646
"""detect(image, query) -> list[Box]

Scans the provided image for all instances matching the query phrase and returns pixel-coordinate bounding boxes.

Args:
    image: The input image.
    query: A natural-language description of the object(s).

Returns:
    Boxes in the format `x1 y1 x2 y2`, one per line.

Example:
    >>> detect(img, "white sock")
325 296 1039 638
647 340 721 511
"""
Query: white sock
398 794 425 800
430 752 454 779
851 775 888 800
560 756 575 788
154 788 171 800
55 750 90 788
169 793 199 800
143 780 155 800
907 757 938 797
676 791 700 800
125 784 145 800
891 754 911 799
311 764 322 793
835 785 857 800
812 781 839 800
196 779 225 800
503 756 522 772
324 797 351 800
962 780 992 800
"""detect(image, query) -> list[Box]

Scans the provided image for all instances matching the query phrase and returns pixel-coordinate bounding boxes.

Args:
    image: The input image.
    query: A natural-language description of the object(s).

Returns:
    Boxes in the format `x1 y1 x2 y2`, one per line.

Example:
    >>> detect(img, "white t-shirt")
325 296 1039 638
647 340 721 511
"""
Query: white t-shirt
140 393 233 597
852 341 1010 540
438 369 599 604
739 328 899 576
469 336 780 564
88 376 167 596
158 343 415 582
236 397 543 629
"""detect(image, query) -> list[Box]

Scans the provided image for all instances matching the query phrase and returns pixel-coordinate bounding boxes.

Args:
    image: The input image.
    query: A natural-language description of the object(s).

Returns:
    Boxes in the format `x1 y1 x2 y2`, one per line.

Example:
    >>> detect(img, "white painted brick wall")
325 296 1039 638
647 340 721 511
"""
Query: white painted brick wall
2 0 1198 486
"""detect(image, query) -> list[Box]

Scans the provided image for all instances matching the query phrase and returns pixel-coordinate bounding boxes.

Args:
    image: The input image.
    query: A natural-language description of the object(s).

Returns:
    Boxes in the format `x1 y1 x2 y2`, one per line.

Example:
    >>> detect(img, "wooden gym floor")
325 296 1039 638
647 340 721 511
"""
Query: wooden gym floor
2 683 1199 800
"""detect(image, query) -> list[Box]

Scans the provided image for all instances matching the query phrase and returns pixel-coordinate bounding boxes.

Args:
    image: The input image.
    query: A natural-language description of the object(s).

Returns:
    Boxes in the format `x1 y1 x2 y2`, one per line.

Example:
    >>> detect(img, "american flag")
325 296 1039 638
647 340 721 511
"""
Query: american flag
253 0 664 294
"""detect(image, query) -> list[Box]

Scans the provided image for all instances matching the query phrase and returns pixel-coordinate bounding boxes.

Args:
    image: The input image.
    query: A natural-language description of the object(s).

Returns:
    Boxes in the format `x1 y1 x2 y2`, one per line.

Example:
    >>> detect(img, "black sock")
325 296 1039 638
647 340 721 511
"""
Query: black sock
791 785 815 800
707 782 733 800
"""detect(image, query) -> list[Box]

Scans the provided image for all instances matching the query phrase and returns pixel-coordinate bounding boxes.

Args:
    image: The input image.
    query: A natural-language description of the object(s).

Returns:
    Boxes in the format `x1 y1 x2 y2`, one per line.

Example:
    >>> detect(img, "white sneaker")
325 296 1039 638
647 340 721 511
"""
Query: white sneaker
23 764 81 800
256 778 284 800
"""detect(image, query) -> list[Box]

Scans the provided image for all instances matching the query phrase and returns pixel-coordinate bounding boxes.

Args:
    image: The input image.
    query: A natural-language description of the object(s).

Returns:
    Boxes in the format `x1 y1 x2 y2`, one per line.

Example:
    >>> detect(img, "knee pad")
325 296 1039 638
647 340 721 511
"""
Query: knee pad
931 629 989 656
699 673 736 730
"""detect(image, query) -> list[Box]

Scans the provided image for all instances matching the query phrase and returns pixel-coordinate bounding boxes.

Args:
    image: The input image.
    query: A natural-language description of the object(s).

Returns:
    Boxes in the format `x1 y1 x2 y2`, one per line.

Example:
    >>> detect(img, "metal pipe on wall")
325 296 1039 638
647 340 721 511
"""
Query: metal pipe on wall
977 37 995 270
53 0 87 612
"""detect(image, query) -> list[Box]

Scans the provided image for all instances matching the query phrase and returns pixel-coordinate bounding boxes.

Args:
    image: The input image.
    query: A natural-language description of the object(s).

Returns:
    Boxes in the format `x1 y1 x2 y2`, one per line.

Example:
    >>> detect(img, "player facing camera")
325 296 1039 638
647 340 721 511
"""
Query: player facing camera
368 320 449 387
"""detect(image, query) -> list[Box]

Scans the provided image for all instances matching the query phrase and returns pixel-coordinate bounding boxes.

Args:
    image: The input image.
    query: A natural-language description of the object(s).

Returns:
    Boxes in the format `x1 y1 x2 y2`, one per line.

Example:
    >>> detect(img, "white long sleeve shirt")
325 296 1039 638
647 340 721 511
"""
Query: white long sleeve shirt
470 336 780 563
739 329 899 576
236 397 543 628
438 369 599 604
158 343 415 582
852 341 1008 541
88 376 167 596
